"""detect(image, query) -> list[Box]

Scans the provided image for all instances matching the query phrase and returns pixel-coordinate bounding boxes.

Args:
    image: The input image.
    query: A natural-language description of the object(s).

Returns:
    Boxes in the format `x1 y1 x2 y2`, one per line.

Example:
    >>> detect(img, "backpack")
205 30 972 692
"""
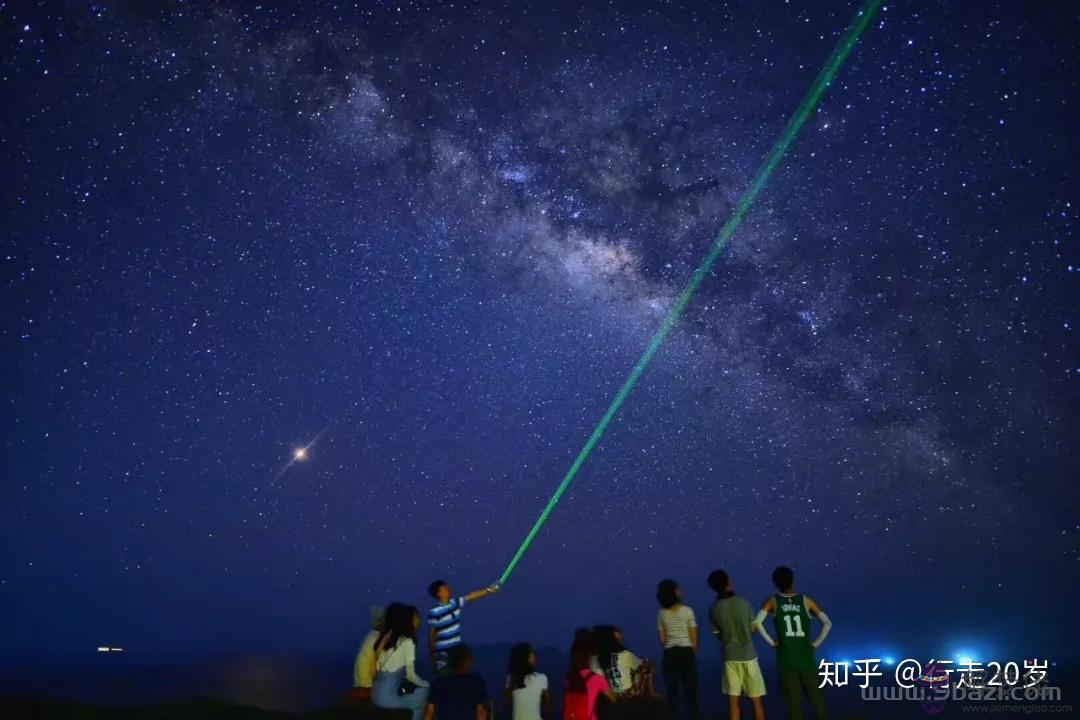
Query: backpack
563 671 596 720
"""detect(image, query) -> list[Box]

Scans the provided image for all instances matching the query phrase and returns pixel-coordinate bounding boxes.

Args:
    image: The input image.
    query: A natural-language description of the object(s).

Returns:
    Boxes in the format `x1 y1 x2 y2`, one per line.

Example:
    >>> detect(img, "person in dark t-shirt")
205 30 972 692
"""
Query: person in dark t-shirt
425 645 489 720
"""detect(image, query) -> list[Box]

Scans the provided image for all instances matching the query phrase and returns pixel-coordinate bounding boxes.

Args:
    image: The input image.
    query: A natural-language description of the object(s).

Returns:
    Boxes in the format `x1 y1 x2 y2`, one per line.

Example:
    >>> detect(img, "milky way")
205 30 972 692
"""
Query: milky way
2 1 1077 678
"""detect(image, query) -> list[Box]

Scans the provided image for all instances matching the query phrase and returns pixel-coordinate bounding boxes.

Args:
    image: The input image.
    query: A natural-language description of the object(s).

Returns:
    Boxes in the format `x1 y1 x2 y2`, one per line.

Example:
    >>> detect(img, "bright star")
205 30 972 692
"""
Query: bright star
273 424 334 481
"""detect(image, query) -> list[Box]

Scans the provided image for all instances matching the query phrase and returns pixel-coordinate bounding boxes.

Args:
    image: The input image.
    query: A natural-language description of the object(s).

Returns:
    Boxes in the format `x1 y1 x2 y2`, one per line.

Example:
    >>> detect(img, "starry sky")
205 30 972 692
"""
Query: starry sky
2 0 1078 682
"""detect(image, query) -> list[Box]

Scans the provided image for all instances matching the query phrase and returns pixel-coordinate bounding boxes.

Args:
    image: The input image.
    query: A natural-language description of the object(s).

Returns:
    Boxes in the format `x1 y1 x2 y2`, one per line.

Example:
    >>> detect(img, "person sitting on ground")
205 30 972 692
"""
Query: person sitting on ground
591 625 655 698
425 645 489 720
372 603 430 720
572 628 595 658
428 579 500 673
505 642 551 720
352 605 387 700
565 641 615 720
707 570 766 720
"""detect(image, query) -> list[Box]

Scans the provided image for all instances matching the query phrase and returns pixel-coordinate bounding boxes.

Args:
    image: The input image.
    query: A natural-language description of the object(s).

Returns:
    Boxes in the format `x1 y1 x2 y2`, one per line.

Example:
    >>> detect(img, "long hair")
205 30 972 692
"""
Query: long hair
508 642 535 690
566 643 593 693
571 627 595 656
657 579 680 609
376 602 417 651
592 625 625 672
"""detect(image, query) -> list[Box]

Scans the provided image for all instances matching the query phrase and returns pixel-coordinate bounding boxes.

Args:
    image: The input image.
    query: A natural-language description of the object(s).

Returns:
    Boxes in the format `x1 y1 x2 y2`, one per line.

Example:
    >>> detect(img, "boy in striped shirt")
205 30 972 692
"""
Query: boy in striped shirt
427 579 499 673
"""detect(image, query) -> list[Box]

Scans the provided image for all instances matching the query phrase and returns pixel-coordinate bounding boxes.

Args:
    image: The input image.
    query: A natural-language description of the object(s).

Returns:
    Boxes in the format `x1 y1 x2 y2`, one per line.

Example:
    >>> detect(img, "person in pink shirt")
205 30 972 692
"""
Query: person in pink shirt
564 642 615 720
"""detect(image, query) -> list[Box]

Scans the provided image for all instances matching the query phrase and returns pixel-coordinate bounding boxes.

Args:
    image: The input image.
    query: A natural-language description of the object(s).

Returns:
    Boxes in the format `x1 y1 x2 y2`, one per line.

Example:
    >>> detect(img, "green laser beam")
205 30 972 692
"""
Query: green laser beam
498 0 884 586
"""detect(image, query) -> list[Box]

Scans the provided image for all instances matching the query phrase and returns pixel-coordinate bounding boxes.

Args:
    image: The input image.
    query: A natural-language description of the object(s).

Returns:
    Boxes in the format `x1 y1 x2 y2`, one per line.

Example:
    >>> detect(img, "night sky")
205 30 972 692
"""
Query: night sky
2 0 1078 688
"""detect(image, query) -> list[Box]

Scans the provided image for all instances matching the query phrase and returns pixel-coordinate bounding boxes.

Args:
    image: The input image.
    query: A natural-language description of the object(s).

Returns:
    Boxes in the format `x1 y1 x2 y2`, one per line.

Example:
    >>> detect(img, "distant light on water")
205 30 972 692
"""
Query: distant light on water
97 646 124 653
952 645 983 665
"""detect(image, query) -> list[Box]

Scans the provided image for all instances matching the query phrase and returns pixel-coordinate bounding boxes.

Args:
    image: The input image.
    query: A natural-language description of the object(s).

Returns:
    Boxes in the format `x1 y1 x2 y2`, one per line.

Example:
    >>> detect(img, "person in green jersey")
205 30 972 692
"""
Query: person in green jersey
753 567 832 720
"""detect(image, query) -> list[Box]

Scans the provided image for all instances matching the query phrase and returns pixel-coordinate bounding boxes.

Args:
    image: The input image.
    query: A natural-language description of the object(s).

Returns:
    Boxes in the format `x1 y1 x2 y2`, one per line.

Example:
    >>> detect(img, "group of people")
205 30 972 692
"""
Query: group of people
351 567 832 720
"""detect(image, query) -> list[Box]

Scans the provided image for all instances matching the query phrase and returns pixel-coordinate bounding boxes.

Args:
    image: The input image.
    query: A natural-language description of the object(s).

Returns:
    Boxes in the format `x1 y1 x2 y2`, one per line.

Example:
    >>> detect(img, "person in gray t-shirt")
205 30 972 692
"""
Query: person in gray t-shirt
709 579 757 661
708 570 766 720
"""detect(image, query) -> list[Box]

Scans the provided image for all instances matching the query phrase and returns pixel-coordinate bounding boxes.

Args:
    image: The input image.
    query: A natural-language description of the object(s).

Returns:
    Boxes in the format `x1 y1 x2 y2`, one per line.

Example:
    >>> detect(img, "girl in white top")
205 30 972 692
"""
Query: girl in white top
656 579 701 720
590 625 651 696
505 642 551 720
372 603 430 720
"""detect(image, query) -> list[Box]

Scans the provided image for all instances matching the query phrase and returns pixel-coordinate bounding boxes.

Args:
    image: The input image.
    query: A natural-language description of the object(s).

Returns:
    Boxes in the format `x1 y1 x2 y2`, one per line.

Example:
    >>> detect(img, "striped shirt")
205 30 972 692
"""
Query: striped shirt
658 605 697 648
429 596 467 652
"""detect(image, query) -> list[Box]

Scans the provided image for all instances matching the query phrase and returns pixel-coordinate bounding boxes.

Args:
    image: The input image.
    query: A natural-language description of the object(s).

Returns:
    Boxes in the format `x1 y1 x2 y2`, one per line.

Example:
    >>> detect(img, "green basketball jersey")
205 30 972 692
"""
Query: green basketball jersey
773 593 816 671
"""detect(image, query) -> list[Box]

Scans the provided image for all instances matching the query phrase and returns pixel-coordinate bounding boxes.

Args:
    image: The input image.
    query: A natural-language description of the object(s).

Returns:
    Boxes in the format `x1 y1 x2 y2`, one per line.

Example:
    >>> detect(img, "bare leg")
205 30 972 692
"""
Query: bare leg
751 696 766 720
728 695 741 720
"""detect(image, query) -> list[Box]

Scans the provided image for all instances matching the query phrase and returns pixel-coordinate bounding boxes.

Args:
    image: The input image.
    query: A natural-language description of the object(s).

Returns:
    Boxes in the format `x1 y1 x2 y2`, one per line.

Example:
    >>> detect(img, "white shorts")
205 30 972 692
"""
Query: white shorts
723 659 766 698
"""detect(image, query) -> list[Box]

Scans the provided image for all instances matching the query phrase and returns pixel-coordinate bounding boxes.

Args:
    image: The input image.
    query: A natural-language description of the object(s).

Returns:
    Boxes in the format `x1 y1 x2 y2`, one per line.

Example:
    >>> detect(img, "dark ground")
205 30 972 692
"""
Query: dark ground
3 646 1075 720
